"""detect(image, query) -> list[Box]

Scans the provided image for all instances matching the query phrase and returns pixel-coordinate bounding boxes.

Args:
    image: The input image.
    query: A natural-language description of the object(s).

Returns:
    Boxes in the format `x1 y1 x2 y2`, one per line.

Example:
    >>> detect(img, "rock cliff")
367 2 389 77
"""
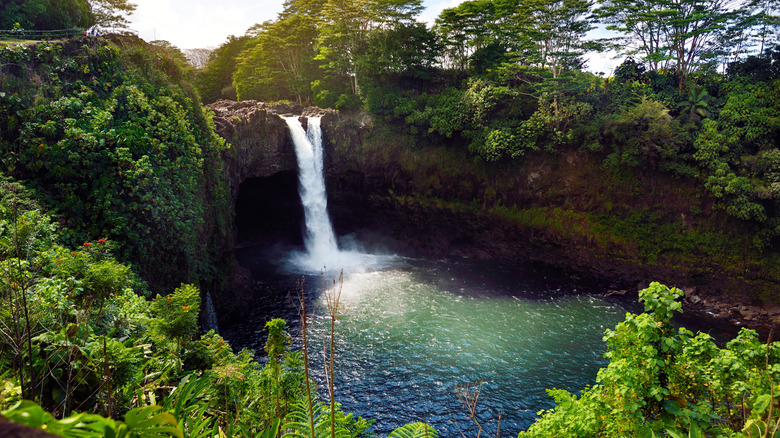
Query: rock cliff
209 100 297 199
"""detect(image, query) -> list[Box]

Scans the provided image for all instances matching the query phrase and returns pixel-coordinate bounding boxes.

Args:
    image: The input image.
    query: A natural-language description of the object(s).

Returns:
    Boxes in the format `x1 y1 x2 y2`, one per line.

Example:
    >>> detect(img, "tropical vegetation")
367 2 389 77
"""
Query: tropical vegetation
1 0 780 435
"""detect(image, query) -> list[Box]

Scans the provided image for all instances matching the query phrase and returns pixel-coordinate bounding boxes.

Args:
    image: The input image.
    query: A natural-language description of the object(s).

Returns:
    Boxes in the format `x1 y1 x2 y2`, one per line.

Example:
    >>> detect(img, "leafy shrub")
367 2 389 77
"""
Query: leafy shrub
520 282 780 437
603 98 681 169
705 162 768 224
0 39 230 294
150 283 201 371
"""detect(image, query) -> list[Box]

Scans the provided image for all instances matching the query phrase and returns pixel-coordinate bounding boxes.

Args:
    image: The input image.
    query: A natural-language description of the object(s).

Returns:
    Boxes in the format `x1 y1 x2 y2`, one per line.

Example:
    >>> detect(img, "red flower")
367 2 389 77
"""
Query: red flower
70 252 77 256
182 305 190 310
98 238 106 243
83 242 91 246
167 296 172 300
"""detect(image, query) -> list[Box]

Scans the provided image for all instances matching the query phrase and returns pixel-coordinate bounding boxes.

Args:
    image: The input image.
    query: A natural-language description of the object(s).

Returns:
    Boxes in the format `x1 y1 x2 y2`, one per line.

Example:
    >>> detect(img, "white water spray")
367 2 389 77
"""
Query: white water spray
283 116 391 273
284 117 340 270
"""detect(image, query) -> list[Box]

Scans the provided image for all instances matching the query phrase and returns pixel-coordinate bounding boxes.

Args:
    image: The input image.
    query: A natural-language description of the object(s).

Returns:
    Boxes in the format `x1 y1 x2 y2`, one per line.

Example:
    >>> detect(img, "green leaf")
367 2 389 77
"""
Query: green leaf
663 400 682 416
1 400 52 429
387 422 439 438
638 426 659 438
123 405 183 438
259 419 281 438
753 394 772 415
688 422 703 438
742 419 766 437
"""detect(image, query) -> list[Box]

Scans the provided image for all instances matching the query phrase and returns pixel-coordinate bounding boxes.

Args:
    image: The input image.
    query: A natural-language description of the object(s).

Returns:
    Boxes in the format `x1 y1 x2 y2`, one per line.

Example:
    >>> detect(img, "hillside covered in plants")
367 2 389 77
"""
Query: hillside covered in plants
0 36 434 437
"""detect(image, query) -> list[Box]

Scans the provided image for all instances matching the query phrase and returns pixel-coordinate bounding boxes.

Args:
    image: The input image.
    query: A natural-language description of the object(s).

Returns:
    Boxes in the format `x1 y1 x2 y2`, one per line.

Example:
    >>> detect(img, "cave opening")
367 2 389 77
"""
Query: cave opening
234 170 304 247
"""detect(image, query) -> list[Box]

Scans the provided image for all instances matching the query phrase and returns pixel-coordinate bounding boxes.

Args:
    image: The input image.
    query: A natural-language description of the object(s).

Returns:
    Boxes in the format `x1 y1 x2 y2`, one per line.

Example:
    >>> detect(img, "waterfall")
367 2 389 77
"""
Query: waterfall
203 291 219 333
283 115 390 273
284 116 339 269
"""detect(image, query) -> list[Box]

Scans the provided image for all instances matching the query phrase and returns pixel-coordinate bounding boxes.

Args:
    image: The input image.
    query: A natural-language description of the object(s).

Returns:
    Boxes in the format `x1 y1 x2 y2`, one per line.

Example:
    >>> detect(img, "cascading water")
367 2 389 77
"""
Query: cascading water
283 116 387 272
203 291 219 333
285 116 338 268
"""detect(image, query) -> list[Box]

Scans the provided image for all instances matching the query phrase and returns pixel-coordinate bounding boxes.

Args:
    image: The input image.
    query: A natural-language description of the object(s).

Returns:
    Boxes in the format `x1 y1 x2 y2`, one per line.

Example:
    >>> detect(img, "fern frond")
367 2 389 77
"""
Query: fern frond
387 422 439 438
282 398 351 438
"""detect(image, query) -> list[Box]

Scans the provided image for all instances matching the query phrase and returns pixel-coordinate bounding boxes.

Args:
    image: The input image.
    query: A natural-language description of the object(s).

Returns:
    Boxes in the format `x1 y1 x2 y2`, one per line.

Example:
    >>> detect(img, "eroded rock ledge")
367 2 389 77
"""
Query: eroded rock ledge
209 100 294 200
209 100 338 195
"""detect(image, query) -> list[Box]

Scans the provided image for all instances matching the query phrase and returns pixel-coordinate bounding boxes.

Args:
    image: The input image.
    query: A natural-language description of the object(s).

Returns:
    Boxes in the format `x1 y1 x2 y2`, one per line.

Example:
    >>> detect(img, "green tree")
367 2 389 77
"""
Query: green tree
511 0 594 78
360 22 438 80
677 87 710 122
233 14 320 103
603 98 680 168
316 0 422 98
149 39 192 72
150 284 200 372
358 21 439 109
705 162 768 222
520 282 780 437
195 35 251 103
86 0 136 28
594 0 740 77
745 0 780 55
0 0 90 30
434 0 506 70
509 0 594 122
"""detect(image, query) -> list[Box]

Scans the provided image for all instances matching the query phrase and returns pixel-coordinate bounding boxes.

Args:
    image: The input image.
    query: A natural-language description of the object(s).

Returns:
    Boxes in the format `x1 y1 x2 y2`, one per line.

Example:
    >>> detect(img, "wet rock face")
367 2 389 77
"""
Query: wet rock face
209 100 340 195
314 111 779 336
209 100 296 200
208 100 296 317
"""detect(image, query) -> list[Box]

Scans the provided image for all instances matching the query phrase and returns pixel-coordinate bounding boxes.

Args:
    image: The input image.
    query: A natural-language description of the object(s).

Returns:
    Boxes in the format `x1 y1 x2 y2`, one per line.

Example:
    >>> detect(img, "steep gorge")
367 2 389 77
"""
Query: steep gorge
210 101 780 333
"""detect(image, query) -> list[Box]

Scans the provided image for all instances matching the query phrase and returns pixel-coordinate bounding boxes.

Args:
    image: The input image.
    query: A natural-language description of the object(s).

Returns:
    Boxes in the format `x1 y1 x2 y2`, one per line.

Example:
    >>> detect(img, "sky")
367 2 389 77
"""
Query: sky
127 0 621 75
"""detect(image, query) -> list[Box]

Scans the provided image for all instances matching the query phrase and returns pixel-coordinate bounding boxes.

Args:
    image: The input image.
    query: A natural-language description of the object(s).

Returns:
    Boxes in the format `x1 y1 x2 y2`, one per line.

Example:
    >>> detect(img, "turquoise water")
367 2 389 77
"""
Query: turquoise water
224 255 632 436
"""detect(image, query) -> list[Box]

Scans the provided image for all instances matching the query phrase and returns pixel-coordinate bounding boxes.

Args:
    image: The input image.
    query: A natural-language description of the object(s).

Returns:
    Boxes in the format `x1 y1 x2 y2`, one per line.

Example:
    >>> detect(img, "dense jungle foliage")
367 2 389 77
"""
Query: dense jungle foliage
1 0 780 434
0 0 136 31
0 137 433 436
0 164 778 437
1 175 778 438
0 37 231 294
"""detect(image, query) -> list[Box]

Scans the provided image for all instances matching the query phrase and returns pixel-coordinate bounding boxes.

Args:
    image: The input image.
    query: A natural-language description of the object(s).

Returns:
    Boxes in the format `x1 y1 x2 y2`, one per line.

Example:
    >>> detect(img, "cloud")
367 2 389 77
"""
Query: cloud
419 0 466 26
583 50 622 76
583 26 624 76
129 0 283 49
